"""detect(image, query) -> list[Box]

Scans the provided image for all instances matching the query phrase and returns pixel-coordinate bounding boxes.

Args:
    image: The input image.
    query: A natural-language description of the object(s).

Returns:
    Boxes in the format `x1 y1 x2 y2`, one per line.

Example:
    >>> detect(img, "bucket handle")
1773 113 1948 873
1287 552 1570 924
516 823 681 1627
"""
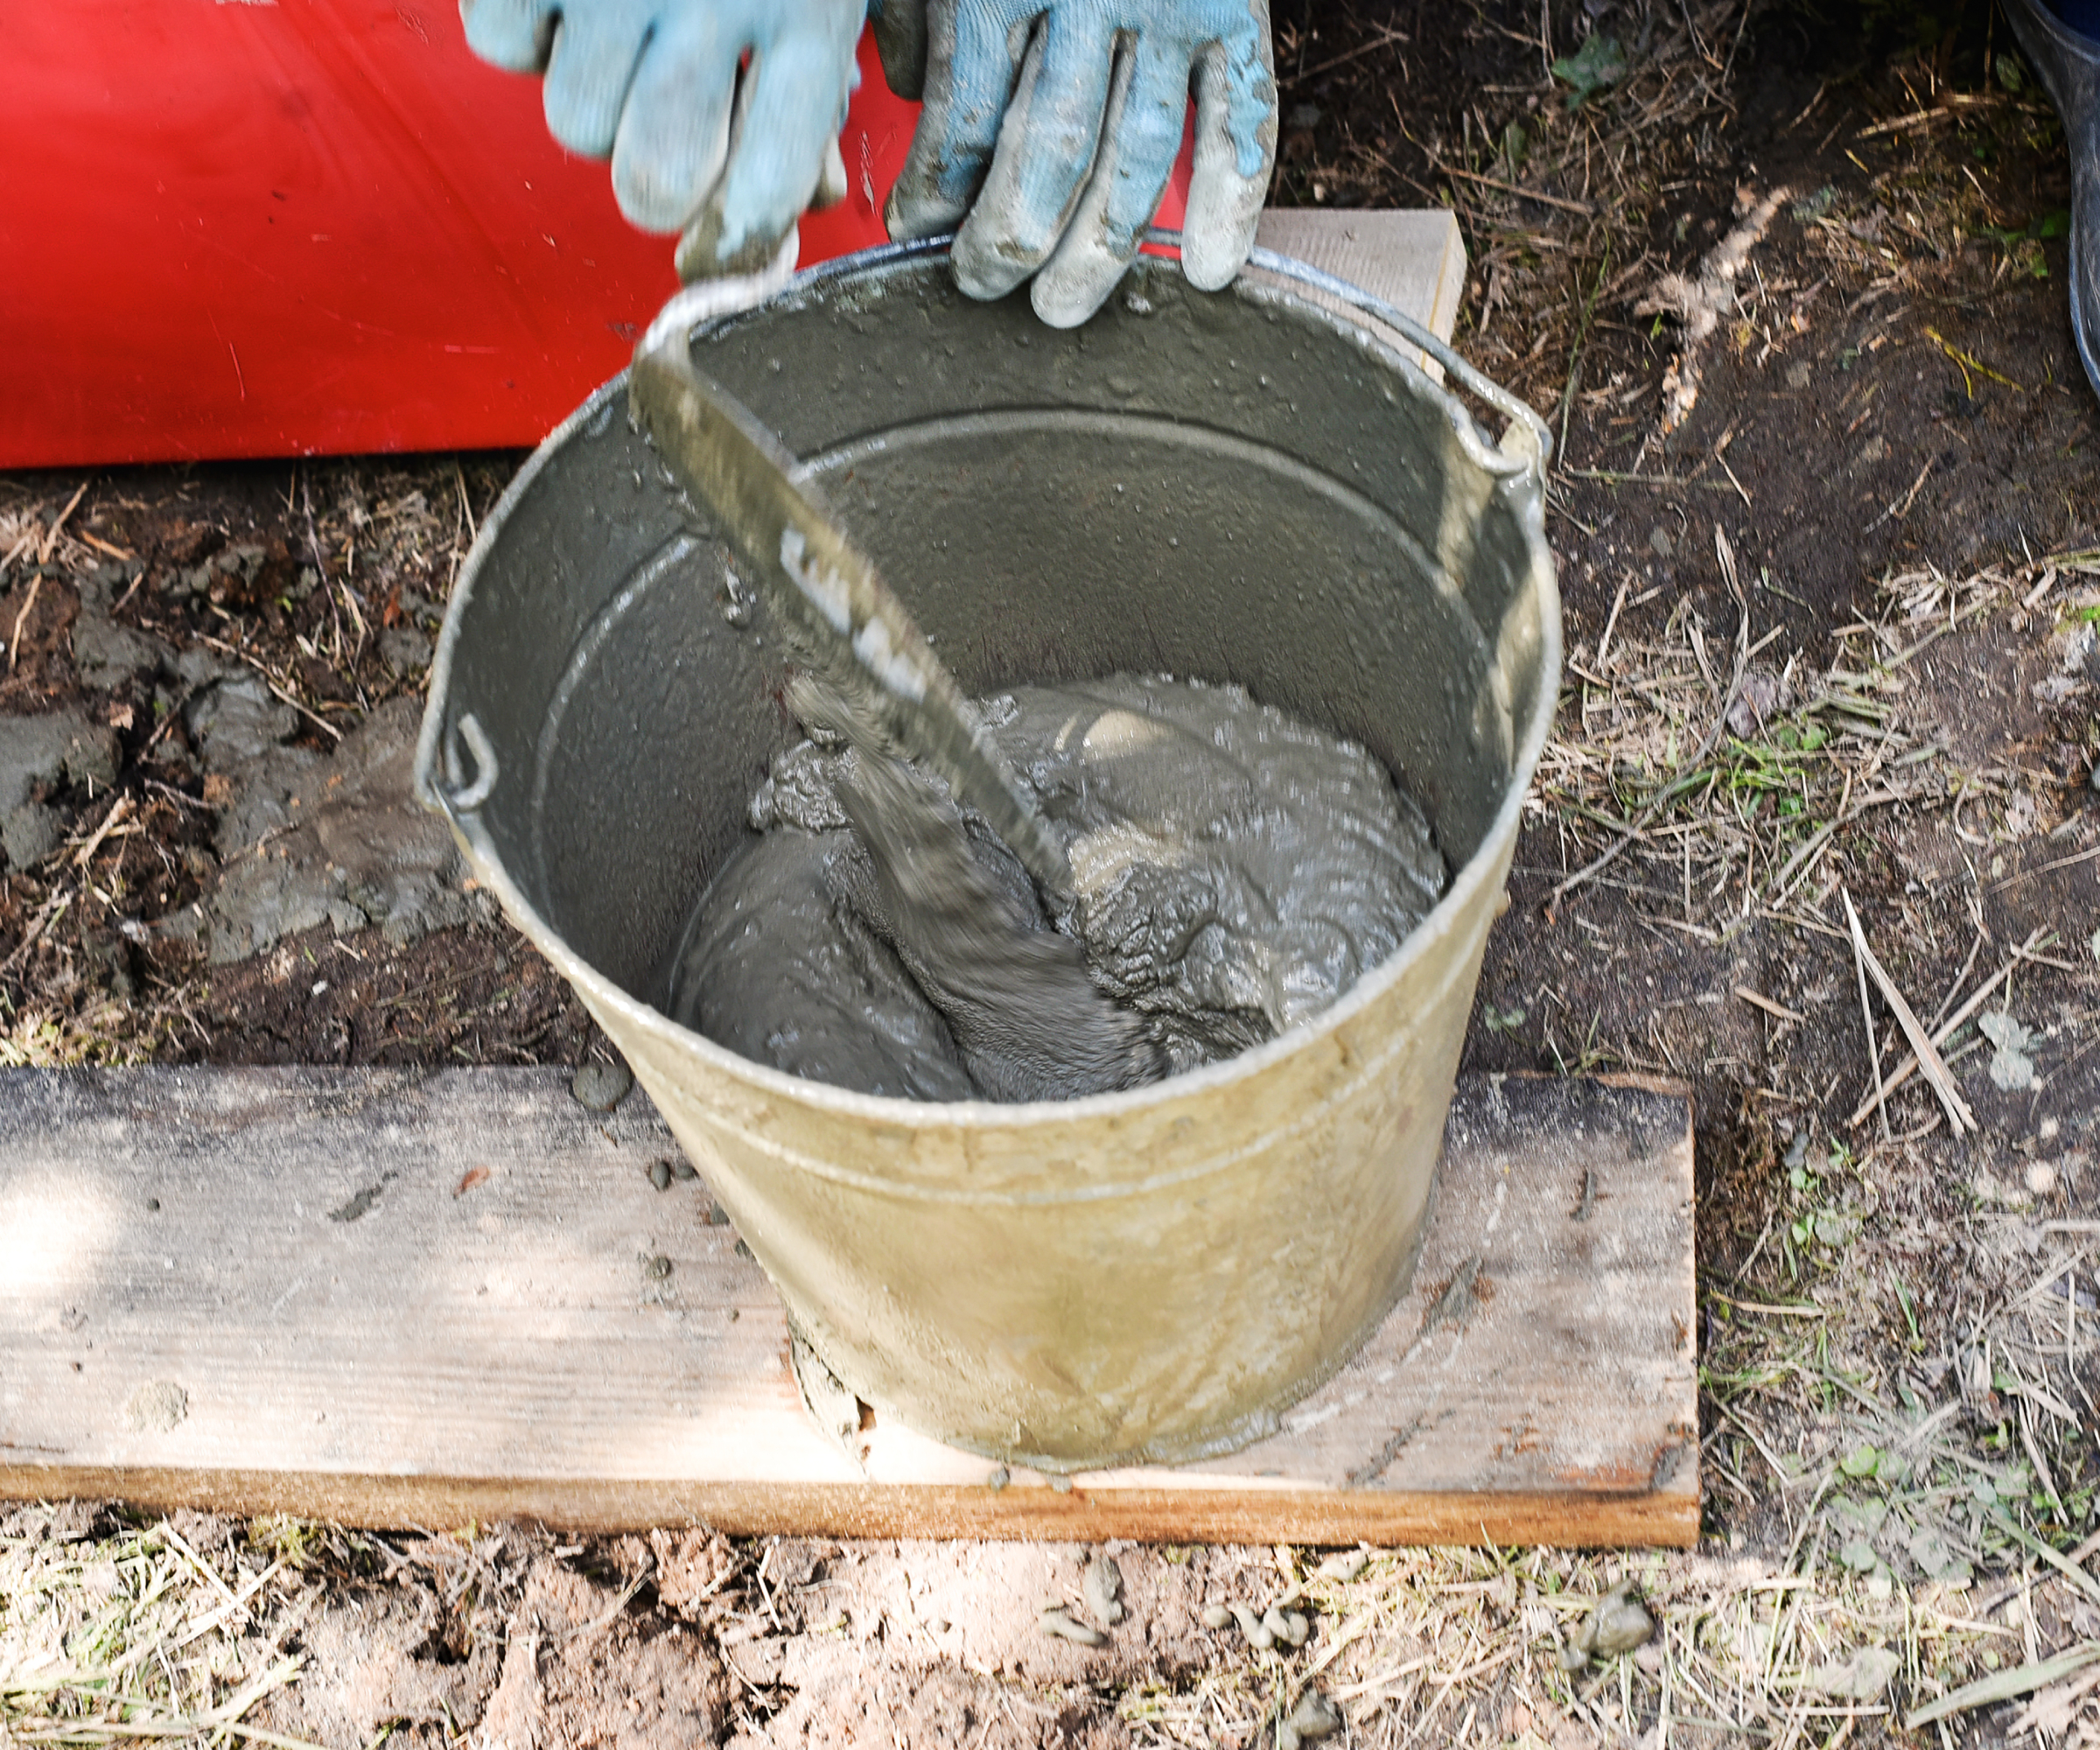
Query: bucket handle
438 711 499 815
1233 240 1555 472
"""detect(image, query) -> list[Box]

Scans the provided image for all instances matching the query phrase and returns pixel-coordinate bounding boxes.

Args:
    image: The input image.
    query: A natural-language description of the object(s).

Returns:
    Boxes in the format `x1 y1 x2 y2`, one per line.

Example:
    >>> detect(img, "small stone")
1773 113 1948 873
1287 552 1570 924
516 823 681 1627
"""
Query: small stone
1979 1012 2037 1091
669 1156 698 1180
1 710 121 872
1581 1581 1657 1658
1049 1473 1074 1494
1040 1606 1105 1647
1263 1605 1311 1647
1285 1690 1342 1741
1805 1644 1900 1701
986 1466 1010 1492
648 1158 674 1191
1084 1554 1125 1628
379 626 432 673
73 613 173 690
1201 1604 1233 1630
194 696 472 962
571 1060 634 1110
1785 360 1813 389
1726 668 1783 737
186 674 296 767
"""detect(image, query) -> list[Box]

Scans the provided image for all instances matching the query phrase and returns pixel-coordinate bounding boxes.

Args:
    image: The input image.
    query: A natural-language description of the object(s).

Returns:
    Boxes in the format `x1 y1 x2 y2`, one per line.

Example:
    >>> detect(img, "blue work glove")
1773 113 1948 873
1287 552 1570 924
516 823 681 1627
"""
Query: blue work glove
874 0 1277 326
462 0 866 279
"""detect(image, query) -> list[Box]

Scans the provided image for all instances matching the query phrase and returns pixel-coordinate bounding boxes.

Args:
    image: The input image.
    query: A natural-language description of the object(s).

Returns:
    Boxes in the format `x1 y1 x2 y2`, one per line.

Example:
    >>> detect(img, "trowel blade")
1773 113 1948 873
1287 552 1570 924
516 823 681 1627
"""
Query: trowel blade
628 342 1074 906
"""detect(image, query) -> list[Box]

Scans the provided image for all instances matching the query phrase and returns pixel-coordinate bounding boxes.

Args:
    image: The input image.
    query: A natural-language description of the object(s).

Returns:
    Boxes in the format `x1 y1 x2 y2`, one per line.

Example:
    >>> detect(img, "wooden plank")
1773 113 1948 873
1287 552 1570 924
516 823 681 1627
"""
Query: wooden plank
1251 209 1468 374
0 1068 1696 1544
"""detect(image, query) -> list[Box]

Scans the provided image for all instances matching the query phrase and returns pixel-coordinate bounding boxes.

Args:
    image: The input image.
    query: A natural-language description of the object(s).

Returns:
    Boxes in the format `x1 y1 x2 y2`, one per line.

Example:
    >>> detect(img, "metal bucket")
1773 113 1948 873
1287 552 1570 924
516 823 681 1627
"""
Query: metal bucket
415 240 1560 1471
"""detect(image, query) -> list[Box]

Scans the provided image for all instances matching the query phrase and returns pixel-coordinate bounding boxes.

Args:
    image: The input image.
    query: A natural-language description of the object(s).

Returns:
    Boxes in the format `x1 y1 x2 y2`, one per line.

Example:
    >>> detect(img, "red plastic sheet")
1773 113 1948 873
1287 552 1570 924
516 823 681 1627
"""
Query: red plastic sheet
1 8 1198 468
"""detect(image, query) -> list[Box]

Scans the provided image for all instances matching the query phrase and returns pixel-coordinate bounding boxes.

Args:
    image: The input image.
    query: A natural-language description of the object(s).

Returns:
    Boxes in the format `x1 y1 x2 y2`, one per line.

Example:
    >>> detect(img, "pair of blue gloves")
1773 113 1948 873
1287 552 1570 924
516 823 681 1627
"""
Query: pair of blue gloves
462 0 1277 326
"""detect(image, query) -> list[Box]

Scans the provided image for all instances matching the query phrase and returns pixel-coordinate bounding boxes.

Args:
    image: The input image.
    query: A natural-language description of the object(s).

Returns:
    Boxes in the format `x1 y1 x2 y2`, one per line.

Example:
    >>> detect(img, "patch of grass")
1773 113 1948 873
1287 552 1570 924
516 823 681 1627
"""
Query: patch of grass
0 1508 315 1749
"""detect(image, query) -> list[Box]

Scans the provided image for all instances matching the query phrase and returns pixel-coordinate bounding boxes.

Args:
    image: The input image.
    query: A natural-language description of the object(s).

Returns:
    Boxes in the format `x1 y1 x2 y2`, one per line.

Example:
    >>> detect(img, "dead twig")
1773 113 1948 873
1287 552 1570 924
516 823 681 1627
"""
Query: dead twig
1907 1643 2100 1730
7 573 43 674
1844 889 1893 1143
1635 185 1789 431
1842 890 1975 1136
6 481 93 672
1734 986 1802 1024
38 480 91 565
1988 838 2100 892
1434 162 1598 216
1849 927 2044 1128
71 794 135 869
192 633 345 742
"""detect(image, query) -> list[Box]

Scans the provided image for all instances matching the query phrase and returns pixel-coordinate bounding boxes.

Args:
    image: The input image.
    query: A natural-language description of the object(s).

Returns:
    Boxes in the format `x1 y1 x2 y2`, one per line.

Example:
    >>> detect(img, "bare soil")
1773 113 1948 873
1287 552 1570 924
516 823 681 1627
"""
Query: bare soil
4 3 2097 1746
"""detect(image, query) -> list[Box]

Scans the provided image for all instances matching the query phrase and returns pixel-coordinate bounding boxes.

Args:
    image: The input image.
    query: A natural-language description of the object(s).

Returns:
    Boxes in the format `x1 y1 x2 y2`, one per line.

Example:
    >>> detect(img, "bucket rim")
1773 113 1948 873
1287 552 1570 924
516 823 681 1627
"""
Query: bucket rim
416 239 1563 1133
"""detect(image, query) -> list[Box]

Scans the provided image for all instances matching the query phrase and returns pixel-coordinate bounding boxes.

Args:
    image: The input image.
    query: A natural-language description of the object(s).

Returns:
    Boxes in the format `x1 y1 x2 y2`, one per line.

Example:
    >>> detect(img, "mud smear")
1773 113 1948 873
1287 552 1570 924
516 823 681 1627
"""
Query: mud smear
668 675 1446 1102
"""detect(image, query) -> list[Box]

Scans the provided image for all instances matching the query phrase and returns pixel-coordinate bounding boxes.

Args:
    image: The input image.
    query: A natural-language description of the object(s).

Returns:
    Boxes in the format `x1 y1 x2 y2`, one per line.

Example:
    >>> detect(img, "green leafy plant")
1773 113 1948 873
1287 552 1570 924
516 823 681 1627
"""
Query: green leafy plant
1552 34 1627 108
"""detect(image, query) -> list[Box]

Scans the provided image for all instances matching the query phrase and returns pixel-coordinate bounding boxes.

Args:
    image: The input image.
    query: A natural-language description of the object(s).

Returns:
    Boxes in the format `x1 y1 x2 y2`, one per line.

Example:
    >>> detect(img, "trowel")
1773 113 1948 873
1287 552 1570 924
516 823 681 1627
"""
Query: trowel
628 273 1074 908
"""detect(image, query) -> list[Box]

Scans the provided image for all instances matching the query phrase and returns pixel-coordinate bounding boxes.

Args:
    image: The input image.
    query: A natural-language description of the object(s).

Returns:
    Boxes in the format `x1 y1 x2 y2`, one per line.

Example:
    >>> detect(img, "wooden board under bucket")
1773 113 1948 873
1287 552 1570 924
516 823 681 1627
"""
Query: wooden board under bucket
0 1069 1697 1544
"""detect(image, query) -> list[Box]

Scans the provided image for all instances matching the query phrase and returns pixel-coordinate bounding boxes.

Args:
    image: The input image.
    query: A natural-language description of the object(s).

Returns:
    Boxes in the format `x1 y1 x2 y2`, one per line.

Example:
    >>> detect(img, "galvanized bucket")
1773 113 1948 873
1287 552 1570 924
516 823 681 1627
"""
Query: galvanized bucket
415 239 1560 1471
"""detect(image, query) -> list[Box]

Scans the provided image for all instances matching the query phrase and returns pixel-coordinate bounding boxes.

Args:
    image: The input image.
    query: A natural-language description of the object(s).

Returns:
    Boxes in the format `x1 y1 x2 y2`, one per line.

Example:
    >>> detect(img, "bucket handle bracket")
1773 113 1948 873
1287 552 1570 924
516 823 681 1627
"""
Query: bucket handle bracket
439 711 499 815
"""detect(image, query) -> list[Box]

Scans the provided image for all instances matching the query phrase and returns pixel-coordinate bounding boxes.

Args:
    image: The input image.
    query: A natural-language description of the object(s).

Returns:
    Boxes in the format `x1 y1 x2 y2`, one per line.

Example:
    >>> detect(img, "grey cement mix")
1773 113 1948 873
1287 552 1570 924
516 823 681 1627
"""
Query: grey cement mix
169 692 483 963
0 712 119 873
5 560 470 964
668 676 1446 1102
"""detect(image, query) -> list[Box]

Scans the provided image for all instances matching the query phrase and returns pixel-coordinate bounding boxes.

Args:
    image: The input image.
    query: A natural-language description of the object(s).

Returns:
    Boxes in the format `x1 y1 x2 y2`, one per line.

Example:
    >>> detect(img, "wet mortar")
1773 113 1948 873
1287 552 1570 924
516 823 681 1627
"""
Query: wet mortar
670 674 1446 1102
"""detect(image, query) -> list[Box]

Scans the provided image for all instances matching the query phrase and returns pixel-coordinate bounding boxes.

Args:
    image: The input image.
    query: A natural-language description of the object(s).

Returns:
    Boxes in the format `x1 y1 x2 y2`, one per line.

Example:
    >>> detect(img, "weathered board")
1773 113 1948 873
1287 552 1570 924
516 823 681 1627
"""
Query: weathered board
1251 209 1468 376
0 1068 1696 1544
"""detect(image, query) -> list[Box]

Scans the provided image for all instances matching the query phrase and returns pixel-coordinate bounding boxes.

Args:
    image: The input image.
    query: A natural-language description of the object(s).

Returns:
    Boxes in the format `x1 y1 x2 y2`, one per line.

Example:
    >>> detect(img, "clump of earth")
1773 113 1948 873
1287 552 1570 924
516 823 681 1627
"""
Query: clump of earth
668 674 1446 1102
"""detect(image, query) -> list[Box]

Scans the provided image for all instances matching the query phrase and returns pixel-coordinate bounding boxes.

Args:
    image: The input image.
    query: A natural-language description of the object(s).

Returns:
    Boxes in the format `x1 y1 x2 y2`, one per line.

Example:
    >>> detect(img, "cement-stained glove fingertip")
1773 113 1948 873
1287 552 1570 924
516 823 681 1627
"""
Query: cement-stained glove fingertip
460 0 559 72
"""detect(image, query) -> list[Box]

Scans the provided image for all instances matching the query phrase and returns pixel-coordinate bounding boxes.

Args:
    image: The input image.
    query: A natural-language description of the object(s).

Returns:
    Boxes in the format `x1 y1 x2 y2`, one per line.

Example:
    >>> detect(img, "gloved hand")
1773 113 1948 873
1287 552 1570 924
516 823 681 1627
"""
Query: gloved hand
462 0 865 280
875 0 1277 326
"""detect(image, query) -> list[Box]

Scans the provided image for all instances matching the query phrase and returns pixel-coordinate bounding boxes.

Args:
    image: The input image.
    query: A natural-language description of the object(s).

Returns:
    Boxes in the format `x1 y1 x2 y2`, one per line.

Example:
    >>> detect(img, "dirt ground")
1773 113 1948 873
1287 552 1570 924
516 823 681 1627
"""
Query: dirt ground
4 1 2098 1746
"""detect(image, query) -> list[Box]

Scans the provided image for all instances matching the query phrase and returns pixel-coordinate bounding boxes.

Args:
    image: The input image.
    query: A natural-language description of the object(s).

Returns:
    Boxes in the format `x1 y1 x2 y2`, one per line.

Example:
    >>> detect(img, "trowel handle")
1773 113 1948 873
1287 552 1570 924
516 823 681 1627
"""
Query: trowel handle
626 328 1077 908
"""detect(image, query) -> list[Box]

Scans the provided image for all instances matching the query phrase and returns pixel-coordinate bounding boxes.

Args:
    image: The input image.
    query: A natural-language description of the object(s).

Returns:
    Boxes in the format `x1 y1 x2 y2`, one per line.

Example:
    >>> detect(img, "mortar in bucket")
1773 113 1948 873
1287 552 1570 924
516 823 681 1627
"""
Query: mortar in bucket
414 237 1560 1472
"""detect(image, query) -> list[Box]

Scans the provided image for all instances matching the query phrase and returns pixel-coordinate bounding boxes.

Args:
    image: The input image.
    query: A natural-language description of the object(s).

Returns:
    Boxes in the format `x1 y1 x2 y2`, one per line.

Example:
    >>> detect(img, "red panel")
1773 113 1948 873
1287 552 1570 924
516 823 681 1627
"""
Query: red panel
0 6 1194 468
0 10 910 466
